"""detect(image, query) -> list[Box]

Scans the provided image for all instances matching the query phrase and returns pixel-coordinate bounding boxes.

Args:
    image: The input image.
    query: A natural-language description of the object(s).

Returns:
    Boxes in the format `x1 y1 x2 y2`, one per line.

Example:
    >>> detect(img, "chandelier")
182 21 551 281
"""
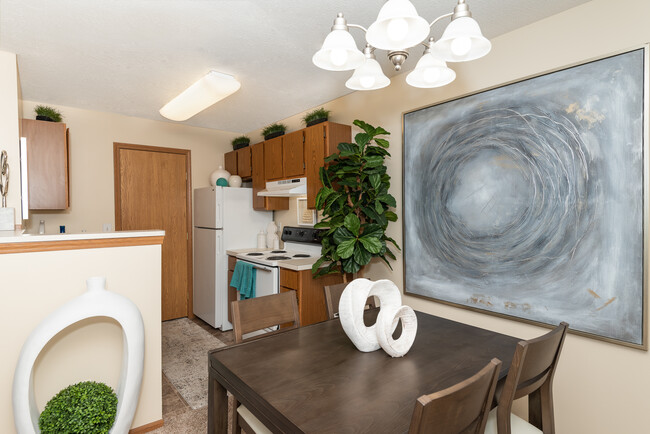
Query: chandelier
312 0 491 90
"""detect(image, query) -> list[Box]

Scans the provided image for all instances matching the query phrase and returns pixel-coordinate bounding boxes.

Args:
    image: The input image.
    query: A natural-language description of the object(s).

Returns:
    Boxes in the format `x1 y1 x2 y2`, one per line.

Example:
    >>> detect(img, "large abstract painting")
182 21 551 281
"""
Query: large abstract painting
403 47 648 348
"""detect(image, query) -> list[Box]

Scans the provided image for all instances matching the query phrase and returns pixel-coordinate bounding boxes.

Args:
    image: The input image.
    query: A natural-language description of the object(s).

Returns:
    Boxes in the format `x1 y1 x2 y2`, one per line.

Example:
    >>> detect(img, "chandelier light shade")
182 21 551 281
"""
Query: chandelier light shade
313 0 490 91
433 16 491 62
312 28 366 71
160 71 241 121
366 0 430 51
346 49 391 90
406 51 456 88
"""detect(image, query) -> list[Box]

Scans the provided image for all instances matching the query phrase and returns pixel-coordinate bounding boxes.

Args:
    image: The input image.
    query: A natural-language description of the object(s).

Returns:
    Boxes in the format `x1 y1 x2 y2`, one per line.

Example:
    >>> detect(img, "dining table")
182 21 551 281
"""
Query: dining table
208 309 521 434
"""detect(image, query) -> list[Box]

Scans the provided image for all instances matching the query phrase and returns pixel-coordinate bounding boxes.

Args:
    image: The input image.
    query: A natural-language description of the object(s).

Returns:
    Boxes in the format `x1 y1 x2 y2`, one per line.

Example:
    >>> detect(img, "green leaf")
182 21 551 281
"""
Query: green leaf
369 174 380 190
344 214 361 236
385 236 401 250
353 244 372 266
311 256 326 274
377 194 397 207
314 221 330 229
324 153 337 163
359 235 383 254
373 126 390 136
333 226 355 244
385 211 398 222
338 142 359 156
336 238 356 259
374 138 390 148
361 206 381 223
375 200 384 215
355 132 370 147
354 119 375 134
363 155 384 167
342 257 362 274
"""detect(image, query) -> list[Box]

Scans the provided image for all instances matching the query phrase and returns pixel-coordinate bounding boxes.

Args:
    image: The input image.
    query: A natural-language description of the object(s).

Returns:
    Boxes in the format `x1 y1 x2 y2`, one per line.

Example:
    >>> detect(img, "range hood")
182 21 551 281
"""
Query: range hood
257 177 307 197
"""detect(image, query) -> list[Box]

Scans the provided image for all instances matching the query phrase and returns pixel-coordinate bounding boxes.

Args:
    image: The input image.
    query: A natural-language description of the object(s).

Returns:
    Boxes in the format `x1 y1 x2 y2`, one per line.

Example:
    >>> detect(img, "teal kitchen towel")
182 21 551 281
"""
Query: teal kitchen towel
230 261 256 299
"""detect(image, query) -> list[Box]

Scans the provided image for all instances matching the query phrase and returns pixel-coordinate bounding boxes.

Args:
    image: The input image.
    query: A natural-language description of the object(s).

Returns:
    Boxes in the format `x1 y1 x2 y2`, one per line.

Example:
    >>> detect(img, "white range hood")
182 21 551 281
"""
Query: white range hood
257 177 307 197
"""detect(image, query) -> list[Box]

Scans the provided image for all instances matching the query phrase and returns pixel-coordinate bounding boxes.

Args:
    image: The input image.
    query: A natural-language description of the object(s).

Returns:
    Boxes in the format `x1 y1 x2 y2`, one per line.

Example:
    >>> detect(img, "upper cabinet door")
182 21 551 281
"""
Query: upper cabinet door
282 130 305 178
236 147 252 179
22 119 69 210
224 150 237 176
264 136 284 180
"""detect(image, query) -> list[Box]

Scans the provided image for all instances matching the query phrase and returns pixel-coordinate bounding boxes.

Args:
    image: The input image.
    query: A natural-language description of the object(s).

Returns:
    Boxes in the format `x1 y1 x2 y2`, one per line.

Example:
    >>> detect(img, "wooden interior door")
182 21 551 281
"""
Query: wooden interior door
114 143 192 321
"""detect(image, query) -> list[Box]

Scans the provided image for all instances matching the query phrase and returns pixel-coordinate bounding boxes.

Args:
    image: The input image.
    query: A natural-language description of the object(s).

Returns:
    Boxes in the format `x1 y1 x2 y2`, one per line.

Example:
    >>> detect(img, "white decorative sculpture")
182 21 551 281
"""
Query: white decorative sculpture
12 277 145 434
339 278 418 357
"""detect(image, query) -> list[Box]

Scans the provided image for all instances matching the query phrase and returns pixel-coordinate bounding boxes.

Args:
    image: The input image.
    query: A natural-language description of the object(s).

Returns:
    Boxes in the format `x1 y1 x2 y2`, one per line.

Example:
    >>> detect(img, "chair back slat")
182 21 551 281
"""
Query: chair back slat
324 282 377 320
409 358 502 434
231 291 300 343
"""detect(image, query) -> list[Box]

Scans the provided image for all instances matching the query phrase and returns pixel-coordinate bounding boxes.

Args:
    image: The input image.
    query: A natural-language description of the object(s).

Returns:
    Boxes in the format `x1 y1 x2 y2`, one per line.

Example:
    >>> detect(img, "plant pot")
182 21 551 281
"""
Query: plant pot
306 118 327 127
233 142 250 150
36 115 55 122
264 131 285 140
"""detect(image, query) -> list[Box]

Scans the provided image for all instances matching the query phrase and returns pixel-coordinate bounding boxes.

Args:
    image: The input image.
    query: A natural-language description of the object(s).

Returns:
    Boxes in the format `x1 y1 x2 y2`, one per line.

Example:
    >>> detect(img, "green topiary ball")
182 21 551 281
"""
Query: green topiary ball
39 381 118 434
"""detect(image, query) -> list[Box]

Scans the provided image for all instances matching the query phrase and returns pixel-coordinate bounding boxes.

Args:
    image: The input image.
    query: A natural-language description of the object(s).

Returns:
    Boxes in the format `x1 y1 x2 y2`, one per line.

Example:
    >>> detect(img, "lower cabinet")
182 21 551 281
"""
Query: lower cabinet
280 268 348 326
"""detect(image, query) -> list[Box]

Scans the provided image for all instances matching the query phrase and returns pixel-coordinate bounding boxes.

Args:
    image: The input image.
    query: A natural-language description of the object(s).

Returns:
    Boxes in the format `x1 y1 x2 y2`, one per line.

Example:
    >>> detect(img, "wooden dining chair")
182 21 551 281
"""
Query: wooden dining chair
409 358 502 434
229 291 300 434
324 282 377 320
485 322 568 434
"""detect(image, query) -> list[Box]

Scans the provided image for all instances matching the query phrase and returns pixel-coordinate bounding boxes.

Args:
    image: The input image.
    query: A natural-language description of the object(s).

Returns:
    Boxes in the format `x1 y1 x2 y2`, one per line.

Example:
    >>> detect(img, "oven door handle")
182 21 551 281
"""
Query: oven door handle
253 266 272 272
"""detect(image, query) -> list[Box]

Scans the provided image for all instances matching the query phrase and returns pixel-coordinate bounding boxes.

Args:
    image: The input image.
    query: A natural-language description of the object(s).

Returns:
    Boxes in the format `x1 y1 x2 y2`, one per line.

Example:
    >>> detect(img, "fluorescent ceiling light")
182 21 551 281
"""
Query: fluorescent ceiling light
159 71 241 121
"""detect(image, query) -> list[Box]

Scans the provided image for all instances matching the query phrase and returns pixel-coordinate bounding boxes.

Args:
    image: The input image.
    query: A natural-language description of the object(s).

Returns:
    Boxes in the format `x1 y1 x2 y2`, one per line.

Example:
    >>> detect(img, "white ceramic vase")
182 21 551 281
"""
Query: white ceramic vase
228 175 242 188
209 166 231 186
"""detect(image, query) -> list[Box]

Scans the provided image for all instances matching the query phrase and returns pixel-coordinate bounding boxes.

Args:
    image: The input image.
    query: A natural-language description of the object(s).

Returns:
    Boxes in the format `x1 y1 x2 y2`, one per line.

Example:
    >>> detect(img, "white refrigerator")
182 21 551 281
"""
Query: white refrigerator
193 186 272 330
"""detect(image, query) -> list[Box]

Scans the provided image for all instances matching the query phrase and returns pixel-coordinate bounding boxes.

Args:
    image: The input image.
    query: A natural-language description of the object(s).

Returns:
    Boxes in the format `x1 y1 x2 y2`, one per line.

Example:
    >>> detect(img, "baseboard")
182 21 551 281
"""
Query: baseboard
129 419 164 434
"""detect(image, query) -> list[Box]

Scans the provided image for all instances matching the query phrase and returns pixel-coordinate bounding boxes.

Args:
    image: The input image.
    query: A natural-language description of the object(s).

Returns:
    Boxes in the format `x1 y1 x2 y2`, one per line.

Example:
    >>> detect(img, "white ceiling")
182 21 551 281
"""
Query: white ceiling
0 0 590 134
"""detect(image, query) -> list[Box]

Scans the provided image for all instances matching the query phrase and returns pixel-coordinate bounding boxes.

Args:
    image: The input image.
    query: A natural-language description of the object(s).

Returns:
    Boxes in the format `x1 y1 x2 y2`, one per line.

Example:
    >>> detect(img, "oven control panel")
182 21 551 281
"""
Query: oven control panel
281 226 322 245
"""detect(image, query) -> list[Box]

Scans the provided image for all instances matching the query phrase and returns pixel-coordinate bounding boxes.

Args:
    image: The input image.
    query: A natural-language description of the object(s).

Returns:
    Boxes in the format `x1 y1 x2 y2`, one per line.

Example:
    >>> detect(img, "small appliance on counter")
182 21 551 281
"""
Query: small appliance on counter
193 186 272 330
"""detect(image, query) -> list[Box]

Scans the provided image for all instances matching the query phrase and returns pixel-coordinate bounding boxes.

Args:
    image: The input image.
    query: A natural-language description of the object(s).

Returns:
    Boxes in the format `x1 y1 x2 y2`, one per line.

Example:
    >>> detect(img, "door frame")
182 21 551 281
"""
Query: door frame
113 142 194 319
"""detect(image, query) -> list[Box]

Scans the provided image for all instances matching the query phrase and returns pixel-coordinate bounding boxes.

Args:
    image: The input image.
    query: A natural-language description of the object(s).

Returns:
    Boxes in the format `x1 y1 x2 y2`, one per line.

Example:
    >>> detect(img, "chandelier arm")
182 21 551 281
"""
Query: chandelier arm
428 12 454 30
347 23 368 34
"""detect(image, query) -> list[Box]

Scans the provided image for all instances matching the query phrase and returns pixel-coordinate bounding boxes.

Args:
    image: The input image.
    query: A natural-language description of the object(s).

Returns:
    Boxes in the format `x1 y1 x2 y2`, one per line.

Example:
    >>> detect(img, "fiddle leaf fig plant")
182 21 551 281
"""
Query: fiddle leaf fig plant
312 119 400 277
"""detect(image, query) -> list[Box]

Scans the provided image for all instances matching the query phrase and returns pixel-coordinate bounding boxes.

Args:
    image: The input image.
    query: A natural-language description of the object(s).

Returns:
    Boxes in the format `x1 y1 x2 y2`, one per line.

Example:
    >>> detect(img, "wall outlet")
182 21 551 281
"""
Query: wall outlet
102 223 112 232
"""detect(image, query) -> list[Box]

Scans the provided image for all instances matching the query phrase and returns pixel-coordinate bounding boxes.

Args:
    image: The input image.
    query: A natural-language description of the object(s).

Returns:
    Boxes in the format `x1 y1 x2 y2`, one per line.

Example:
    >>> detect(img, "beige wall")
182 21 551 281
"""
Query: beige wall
262 1 650 432
1 242 163 432
21 100 238 234
0 51 22 224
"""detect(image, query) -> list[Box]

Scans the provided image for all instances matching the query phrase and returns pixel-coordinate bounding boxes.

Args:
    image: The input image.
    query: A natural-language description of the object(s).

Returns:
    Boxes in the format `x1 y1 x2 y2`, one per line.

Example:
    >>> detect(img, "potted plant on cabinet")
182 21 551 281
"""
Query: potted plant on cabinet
34 105 63 122
312 120 400 277
231 135 250 150
261 123 287 140
302 107 331 127
39 381 118 433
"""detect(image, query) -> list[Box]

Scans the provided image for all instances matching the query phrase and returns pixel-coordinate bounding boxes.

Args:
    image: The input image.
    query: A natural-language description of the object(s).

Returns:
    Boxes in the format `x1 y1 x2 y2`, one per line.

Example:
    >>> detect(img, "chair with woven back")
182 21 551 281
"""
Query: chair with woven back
323 282 377 320
485 322 569 434
409 358 502 434
229 291 300 434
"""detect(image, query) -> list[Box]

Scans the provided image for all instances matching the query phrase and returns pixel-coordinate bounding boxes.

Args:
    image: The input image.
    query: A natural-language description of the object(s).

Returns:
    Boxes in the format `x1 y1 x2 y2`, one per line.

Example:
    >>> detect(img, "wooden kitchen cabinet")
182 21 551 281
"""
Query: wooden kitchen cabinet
21 119 70 210
280 267 348 326
264 130 305 181
251 142 288 211
304 122 351 209
236 147 252 178
224 150 237 176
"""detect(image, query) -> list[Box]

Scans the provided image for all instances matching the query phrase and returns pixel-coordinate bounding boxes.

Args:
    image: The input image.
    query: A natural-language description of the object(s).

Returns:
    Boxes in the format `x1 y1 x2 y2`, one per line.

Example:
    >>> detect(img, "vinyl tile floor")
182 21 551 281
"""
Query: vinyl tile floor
151 317 235 434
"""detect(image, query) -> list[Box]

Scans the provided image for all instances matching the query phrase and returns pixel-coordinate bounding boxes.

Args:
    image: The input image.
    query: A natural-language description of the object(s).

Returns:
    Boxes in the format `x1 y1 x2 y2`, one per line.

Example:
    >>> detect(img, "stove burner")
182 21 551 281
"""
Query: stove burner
271 250 286 253
246 252 264 256
293 254 310 258
266 256 291 260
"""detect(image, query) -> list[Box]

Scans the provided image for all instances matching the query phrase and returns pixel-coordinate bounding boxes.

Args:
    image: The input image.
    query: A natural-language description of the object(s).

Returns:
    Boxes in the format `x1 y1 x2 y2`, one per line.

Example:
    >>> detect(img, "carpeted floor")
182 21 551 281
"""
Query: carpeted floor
161 318 227 410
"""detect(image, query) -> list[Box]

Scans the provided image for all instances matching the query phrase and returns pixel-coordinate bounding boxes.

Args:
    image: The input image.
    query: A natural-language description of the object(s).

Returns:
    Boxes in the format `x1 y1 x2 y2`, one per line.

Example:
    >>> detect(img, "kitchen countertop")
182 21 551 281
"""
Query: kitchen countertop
226 247 320 271
0 229 165 243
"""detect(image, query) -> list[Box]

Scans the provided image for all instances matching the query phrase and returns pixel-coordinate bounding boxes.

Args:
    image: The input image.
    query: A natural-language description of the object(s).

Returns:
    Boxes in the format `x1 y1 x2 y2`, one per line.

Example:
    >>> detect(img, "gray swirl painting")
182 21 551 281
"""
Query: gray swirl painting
403 48 646 346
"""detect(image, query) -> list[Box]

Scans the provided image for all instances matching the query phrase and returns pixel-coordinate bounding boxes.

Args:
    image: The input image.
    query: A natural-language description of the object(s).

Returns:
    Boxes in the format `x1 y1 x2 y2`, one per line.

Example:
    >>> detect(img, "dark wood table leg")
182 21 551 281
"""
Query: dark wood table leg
208 368 228 434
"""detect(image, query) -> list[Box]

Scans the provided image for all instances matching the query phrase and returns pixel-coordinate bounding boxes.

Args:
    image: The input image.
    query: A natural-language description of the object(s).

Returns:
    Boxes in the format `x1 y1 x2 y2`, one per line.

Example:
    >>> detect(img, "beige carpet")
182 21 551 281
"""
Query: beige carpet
162 318 226 409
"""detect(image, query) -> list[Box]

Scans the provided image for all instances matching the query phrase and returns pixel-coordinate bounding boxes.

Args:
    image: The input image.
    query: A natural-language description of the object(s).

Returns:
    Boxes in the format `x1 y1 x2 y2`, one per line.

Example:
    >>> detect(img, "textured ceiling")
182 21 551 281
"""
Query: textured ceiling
0 0 590 134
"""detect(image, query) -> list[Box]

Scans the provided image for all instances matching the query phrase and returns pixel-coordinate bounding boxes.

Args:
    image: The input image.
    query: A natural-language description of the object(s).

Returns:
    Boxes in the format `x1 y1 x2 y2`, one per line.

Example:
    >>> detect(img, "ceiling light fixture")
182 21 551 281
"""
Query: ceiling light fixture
159 71 241 121
313 0 490 90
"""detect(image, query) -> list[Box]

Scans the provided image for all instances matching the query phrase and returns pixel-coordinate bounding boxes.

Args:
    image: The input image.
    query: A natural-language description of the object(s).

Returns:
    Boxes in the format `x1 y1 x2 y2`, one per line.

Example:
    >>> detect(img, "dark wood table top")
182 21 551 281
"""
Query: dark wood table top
209 310 520 434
